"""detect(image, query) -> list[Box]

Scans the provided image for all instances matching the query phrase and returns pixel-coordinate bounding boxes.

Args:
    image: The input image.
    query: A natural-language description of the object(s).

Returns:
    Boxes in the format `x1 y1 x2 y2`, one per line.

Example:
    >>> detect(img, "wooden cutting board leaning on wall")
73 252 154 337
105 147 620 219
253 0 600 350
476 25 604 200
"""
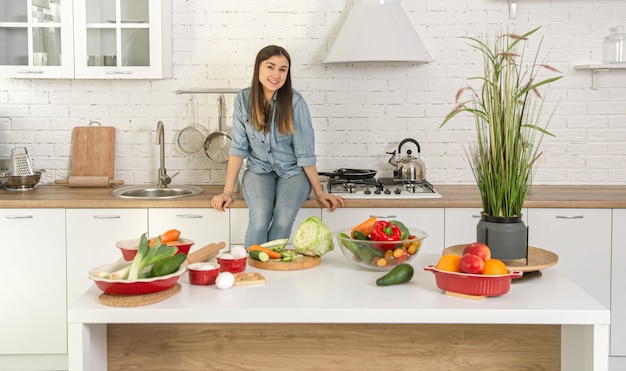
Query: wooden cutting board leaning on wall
71 125 116 178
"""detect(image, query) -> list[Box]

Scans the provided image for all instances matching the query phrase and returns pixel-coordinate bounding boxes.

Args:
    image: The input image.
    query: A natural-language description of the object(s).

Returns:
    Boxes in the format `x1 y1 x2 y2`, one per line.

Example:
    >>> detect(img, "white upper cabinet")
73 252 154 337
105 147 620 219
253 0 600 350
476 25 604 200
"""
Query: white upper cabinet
73 0 172 79
0 0 75 78
0 0 171 79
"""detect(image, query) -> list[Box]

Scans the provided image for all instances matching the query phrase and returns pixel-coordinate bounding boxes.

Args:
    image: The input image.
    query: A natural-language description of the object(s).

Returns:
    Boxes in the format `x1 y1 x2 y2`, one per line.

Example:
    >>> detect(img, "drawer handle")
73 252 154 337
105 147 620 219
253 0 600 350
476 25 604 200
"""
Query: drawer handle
175 214 203 219
93 215 122 219
5 215 34 219
105 70 132 75
370 215 396 219
17 70 44 74
472 214 481 218
555 215 584 219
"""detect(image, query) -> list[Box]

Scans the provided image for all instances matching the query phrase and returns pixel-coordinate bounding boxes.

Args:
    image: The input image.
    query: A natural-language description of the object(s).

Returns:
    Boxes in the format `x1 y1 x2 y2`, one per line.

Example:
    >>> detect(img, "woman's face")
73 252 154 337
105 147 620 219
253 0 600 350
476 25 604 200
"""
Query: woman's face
258 54 289 100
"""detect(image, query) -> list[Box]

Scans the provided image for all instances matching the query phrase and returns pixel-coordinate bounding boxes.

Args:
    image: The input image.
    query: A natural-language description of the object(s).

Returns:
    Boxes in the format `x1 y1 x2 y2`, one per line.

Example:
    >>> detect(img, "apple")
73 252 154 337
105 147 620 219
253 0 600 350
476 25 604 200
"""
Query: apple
463 242 491 261
459 253 485 274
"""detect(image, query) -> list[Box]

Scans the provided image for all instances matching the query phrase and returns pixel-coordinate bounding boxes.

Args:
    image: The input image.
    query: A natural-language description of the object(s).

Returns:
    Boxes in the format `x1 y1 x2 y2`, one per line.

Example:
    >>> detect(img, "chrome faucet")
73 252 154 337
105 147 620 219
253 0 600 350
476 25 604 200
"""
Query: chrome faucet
156 121 178 188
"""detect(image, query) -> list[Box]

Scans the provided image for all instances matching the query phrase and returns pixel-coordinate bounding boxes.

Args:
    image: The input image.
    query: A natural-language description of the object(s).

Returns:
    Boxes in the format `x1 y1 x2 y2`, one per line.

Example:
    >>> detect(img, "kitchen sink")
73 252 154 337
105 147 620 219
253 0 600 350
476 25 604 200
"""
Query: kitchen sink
111 185 204 199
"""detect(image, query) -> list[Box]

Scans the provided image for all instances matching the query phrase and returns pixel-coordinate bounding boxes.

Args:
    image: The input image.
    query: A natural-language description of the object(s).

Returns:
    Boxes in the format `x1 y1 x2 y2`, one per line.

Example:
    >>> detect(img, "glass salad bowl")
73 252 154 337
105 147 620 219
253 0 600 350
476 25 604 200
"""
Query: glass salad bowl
334 227 428 271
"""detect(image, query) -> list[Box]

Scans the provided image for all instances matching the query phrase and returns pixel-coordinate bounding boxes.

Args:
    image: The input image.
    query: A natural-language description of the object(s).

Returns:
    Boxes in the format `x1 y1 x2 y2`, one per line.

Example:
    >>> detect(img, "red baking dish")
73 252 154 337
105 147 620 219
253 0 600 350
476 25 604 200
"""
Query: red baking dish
424 265 523 297
89 261 186 295
117 238 194 261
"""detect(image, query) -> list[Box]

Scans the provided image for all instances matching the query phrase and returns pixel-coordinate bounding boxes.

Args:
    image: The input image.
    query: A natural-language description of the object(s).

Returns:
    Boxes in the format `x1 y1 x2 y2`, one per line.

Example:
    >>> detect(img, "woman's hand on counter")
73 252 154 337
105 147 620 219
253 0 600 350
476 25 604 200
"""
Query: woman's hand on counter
211 192 234 211
315 191 344 212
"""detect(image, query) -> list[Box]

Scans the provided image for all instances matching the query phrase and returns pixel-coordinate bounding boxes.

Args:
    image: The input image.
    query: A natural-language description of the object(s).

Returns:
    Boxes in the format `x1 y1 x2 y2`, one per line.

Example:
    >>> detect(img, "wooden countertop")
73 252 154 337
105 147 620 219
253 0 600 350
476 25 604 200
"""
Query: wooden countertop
1 184 625 209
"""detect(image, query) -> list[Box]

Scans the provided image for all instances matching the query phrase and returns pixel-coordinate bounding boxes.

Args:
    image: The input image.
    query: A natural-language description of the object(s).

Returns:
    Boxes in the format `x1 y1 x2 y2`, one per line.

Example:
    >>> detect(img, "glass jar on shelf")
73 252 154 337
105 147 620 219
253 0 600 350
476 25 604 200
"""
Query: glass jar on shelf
604 26 626 64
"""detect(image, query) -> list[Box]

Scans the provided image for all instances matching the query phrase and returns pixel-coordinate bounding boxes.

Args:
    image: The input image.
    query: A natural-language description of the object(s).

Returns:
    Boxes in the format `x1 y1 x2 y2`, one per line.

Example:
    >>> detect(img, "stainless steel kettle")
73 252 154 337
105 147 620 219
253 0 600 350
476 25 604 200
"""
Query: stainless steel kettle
387 138 426 181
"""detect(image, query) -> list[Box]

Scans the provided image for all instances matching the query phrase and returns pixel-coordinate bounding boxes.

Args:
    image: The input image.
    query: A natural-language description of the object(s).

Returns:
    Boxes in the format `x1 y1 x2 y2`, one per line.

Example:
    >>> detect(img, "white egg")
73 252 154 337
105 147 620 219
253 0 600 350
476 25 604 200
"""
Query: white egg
215 272 235 289
230 245 247 259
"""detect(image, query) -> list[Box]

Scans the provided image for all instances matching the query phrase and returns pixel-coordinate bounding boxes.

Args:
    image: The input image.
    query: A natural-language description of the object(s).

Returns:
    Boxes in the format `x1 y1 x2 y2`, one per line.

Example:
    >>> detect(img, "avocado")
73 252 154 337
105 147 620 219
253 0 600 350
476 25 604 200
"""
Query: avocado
376 263 415 286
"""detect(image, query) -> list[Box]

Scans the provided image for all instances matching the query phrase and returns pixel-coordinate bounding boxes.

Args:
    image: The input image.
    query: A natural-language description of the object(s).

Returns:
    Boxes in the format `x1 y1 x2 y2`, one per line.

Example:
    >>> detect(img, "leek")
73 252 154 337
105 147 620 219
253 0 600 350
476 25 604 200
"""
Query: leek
127 233 177 280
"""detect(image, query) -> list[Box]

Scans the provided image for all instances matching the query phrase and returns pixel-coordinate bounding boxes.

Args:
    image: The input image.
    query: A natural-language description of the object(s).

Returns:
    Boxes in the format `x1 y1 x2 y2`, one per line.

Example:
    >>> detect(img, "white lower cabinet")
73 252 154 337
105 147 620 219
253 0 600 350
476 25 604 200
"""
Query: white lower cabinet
0 209 66 355
148 208 230 253
66 209 148 306
230 208 321 246
527 208 612 308
612 209 626 357
321 208 445 255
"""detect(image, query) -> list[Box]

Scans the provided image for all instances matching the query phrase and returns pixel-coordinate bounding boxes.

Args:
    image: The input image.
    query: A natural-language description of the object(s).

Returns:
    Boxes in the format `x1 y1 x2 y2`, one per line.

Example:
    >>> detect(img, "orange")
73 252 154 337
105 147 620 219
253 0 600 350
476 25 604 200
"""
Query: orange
435 254 462 272
483 259 508 275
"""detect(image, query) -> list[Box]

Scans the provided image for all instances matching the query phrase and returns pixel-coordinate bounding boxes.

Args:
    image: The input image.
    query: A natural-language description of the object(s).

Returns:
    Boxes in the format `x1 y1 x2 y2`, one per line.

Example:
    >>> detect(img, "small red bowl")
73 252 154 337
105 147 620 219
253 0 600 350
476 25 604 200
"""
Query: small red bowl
424 265 523 297
188 262 220 285
116 238 195 261
216 254 247 273
88 262 186 295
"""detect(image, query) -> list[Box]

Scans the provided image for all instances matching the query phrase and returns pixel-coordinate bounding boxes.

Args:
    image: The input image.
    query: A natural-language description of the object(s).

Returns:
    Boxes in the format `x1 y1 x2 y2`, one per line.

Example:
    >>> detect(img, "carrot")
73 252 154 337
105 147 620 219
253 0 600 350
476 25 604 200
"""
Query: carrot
350 217 377 239
149 229 181 246
161 229 181 243
248 244 282 259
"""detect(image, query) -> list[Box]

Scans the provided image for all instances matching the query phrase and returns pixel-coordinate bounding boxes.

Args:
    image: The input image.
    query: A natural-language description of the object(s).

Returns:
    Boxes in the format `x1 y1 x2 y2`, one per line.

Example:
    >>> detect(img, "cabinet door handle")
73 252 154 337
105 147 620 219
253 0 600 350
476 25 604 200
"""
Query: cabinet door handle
17 70 44 74
93 215 122 219
555 215 584 219
5 215 34 219
105 70 132 75
175 214 203 219
472 214 481 218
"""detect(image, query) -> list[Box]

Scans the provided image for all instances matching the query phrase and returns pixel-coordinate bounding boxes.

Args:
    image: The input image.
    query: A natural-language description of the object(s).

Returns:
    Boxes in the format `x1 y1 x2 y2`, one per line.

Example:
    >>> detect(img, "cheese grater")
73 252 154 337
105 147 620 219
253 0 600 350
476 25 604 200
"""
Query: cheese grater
10 147 34 176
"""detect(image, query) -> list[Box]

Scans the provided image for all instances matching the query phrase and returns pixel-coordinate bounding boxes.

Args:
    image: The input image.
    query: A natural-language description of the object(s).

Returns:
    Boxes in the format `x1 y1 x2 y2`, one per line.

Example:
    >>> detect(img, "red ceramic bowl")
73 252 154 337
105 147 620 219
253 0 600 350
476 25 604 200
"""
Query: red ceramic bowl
117 238 195 261
424 265 523 297
88 261 187 295
216 254 247 273
188 262 220 285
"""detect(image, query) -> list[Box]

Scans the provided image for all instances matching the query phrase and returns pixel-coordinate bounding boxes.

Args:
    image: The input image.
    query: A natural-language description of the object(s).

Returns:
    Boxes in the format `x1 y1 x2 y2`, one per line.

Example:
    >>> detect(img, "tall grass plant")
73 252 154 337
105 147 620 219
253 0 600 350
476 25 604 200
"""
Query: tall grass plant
441 27 562 218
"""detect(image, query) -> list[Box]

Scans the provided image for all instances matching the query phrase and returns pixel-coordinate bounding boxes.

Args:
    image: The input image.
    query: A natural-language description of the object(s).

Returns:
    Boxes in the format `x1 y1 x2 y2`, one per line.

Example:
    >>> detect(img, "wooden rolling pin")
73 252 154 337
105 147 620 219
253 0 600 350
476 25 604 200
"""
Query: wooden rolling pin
184 241 226 266
55 176 125 188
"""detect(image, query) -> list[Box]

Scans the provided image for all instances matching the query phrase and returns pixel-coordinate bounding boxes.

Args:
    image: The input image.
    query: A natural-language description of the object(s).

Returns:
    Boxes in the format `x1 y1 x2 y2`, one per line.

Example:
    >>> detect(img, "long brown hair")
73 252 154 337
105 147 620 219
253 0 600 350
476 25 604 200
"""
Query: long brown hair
249 45 294 134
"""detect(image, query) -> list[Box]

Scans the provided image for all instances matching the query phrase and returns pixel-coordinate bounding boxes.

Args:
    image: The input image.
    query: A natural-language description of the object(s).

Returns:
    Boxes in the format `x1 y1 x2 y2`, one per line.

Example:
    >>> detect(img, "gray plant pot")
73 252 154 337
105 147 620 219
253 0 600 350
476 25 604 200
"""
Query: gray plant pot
476 214 528 260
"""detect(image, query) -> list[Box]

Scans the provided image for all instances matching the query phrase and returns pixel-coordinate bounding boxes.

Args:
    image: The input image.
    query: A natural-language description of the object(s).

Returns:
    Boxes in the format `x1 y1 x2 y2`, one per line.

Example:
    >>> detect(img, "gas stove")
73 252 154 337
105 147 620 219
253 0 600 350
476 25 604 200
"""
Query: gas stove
325 177 441 199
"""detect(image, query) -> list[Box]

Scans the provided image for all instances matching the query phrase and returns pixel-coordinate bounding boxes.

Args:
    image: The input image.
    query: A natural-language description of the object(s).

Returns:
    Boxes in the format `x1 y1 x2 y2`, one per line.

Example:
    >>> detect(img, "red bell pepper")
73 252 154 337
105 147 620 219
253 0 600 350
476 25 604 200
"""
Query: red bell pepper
370 220 402 251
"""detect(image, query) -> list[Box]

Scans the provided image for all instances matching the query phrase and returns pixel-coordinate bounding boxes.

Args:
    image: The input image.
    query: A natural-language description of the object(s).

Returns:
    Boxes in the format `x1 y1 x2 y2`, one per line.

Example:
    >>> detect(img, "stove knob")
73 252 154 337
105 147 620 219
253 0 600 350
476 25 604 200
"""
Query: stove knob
384 189 391 195
394 188 402 194
374 189 381 194
364 189 371 195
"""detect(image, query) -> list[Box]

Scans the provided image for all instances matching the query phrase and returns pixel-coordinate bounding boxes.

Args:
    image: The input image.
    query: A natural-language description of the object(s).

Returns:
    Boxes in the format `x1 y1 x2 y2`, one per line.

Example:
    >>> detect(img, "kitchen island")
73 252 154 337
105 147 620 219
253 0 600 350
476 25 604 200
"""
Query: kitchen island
68 252 609 371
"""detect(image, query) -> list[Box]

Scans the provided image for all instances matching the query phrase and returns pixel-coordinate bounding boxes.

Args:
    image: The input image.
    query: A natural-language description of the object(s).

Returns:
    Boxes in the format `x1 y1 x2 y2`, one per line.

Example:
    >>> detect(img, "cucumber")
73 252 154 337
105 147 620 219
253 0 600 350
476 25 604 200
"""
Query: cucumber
249 250 270 262
260 238 289 252
375 263 414 286
150 253 186 278
353 230 369 240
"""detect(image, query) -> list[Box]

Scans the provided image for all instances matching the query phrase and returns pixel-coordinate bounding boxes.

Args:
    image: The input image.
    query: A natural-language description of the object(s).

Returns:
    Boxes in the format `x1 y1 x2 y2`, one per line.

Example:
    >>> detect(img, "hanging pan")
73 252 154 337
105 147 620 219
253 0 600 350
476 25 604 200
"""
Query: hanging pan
204 94 232 163
176 94 207 155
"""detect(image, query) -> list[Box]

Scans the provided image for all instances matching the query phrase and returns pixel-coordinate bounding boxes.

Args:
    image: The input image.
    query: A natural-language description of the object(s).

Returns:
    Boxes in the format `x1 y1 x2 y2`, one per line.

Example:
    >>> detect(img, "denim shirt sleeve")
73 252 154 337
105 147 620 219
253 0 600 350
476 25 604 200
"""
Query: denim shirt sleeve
228 89 253 160
229 88 317 177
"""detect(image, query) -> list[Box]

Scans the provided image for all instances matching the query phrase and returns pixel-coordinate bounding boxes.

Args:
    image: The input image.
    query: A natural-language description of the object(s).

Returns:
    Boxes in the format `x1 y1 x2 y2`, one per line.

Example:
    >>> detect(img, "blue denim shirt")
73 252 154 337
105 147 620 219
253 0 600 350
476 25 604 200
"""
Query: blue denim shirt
228 87 317 177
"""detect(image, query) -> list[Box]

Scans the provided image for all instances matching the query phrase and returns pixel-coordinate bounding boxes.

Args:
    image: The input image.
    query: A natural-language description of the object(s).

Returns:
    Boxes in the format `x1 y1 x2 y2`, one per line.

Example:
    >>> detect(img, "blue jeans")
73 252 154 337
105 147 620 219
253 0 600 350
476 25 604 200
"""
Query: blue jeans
241 170 311 248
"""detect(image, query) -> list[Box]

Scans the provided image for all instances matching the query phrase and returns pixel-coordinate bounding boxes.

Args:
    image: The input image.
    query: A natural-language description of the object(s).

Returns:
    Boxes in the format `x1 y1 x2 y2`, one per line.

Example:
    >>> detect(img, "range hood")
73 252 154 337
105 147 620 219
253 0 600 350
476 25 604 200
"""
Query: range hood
324 0 432 64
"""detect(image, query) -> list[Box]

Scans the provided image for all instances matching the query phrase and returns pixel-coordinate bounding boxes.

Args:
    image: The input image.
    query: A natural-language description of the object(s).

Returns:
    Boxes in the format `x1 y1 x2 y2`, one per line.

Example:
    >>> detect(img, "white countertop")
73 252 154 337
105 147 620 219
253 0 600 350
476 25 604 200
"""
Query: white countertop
68 252 609 326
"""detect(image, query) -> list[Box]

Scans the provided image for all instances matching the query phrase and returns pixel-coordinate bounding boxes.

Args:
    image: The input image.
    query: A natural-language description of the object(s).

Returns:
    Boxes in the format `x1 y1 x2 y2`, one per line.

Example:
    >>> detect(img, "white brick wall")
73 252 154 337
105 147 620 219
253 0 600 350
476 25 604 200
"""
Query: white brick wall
0 0 625 185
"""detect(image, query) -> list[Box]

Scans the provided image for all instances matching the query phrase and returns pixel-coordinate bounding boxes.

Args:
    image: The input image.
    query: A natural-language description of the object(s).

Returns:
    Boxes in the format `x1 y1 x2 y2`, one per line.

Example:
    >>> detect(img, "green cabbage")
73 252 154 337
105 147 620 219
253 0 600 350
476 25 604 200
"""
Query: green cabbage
293 216 334 257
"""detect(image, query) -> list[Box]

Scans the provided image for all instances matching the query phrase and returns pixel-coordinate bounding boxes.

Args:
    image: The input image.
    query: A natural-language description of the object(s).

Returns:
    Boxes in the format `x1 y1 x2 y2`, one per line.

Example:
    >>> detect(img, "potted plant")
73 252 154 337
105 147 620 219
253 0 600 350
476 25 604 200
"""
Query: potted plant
440 27 562 259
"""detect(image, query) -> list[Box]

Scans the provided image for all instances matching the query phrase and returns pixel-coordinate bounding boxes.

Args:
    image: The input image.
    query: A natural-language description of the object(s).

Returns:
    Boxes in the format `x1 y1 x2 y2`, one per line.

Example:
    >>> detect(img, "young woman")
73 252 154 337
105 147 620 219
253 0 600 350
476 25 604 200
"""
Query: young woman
210 45 344 247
